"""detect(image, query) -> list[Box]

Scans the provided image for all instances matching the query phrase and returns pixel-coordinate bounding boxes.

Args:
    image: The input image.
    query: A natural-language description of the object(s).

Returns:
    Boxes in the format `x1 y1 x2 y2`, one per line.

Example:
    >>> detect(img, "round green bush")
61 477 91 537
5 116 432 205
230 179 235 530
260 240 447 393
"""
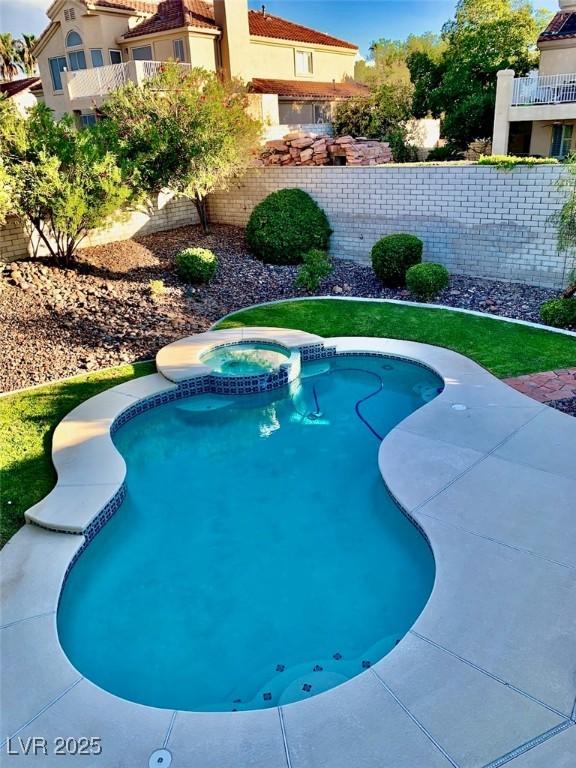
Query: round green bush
539 297 576 329
246 188 332 265
371 233 423 286
406 262 450 301
175 247 218 284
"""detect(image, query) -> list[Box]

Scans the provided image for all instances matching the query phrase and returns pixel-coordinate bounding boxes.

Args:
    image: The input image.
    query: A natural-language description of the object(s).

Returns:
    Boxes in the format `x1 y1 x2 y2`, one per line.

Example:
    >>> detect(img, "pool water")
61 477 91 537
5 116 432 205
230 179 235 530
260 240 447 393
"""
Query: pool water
58 355 442 712
201 341 291 375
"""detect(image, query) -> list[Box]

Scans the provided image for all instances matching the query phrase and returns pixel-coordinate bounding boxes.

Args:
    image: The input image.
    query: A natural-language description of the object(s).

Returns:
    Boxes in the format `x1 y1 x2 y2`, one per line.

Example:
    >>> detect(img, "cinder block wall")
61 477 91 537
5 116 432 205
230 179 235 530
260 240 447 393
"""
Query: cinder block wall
2 165 573 289
209 165 572 289
0 192 198 263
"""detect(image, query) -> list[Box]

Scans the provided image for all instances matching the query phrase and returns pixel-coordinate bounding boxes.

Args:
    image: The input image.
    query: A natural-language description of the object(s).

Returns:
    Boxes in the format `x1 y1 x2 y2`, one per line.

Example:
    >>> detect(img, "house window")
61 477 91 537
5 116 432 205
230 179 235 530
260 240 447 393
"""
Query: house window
132 45 153 61
173 39 185 62
68 50 87 71
551 124 574 159
66 29 86 71
48 56 67 91
66 30 83 48
314 103 331 123
295 49 313 76
80 113 97 128
109 49 122 65
90 49 104 68
64 8 76 21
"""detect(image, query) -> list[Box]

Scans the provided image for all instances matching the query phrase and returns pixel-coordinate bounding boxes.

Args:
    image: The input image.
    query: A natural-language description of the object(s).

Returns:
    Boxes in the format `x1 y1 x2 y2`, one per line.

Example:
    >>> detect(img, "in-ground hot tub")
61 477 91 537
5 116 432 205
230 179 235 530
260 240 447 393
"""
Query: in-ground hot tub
56 333 443 713
200 341 292 376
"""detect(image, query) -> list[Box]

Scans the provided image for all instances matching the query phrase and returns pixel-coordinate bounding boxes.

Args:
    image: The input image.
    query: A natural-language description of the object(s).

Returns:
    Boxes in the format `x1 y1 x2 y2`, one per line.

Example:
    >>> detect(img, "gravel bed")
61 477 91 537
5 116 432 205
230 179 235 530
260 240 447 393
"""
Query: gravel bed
548 397 576 417
0 223 568 393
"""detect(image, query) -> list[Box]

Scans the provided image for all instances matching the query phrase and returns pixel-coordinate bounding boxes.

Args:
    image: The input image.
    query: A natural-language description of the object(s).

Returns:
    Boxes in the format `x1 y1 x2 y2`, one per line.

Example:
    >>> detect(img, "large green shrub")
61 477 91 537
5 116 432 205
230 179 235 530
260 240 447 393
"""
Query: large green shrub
406 262 449 301
539 298 576 329
296 249 333 293
175 247 218 283
246 188 332 265
371 233 423 286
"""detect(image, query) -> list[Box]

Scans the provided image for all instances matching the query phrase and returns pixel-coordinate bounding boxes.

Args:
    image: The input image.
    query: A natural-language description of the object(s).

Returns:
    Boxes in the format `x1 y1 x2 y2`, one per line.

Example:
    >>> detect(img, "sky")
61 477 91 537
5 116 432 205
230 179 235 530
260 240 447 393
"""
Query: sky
0 0 561 58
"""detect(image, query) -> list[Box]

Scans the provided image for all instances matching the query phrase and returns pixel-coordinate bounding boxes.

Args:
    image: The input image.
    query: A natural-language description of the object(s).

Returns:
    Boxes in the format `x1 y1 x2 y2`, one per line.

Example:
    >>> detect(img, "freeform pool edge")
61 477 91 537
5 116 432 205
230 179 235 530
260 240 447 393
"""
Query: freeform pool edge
1 330 576 768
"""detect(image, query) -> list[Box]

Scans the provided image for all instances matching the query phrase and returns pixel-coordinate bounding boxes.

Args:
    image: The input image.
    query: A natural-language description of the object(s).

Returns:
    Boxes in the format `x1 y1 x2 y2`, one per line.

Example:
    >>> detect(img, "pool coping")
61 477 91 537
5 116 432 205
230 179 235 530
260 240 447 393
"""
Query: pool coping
2 329 576 767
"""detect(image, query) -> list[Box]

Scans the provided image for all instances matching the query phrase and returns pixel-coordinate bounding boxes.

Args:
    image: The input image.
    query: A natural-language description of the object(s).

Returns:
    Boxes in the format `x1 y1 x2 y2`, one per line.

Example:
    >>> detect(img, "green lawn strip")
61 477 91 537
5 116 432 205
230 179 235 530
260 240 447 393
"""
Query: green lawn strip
216 299 576 379
0 361 156 548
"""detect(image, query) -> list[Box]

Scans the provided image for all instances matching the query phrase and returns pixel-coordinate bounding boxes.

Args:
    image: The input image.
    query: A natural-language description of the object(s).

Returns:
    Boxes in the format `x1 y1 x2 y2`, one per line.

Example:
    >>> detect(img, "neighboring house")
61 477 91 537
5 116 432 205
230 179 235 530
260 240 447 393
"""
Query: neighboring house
493 0 576 157
0 77 43 115
32 0 364 134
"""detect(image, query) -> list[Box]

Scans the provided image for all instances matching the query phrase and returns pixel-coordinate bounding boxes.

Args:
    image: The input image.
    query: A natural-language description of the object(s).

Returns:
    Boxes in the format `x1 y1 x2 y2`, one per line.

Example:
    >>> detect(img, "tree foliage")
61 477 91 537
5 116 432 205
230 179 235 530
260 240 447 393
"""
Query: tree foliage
551 156 576 299
0 32 37 80
0 101 132 263
355 33 446 89
414 0 550 148
101 64 261 231
333 82 418 161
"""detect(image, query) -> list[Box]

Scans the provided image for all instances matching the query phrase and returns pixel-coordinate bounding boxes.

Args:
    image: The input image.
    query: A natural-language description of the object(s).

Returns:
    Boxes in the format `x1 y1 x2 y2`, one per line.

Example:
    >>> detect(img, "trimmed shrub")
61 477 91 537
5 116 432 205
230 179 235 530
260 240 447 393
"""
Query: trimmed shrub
371 233 423 286
246 188 332 265
426 145 463 162
539 297 576 329
478 155 558 170
296 249 333 293
406 262 450 301
175 247 218 284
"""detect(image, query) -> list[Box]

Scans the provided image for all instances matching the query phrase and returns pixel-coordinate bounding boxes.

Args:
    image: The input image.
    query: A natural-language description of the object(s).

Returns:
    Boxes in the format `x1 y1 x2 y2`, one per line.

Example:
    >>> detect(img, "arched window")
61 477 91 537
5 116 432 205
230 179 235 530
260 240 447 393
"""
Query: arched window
65 30 86 70
66 30 83 48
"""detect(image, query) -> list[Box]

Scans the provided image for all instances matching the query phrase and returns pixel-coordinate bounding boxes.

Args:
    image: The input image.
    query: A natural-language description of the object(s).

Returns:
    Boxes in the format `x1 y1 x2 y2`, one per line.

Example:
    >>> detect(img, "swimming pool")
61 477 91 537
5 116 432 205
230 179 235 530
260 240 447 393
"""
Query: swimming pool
57 353 442 713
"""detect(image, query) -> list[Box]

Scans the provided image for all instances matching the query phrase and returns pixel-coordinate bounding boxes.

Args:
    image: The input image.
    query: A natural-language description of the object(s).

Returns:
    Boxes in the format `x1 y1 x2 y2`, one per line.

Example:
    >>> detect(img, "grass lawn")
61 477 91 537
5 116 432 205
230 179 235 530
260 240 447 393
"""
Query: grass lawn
0 361 155 548
1 300 575 548
217 299 576 379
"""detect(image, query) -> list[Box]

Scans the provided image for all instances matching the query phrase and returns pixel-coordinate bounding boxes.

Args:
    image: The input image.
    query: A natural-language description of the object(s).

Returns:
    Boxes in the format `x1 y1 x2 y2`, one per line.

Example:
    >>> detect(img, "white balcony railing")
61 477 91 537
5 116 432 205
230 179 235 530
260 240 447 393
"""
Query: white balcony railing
66 60 193 100
512 72 576 106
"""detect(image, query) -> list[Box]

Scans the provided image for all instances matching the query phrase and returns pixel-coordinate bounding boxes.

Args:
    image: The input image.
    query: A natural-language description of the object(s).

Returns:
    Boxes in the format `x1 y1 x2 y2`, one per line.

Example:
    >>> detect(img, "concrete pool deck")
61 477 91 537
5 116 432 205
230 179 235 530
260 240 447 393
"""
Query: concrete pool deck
1 330 576 767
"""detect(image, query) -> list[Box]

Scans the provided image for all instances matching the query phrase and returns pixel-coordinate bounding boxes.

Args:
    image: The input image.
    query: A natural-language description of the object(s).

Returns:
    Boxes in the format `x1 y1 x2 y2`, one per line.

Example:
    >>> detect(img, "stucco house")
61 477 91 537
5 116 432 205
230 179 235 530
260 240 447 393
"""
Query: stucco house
32 0 365 133
493 0 576 157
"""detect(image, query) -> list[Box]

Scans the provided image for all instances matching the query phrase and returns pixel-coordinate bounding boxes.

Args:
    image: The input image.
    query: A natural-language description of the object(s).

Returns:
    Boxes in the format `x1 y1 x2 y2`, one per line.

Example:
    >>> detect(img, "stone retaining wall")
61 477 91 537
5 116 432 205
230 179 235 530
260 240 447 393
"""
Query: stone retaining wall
208 165 572 289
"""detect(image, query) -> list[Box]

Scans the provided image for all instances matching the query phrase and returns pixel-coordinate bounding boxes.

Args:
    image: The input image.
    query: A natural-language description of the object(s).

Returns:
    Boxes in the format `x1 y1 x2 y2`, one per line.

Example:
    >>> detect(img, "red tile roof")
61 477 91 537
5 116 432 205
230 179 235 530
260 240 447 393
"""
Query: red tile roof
248 10 357 50
122 0 216 37
123 2 358 49
0 77 41 99
91 0 159 12
250 78 368 99
538 11 576 42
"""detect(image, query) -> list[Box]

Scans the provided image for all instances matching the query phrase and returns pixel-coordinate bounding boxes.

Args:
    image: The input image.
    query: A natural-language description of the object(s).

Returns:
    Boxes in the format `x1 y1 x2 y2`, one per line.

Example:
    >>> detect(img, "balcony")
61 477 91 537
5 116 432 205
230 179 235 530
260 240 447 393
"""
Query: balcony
65 60 192 102
512 72 576 106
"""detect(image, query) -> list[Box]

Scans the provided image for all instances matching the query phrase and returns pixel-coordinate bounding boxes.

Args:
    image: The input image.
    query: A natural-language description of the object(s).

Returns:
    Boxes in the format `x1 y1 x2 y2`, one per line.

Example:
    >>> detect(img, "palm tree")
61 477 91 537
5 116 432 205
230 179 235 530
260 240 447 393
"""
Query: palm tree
15 34 37 76
0 33 19 82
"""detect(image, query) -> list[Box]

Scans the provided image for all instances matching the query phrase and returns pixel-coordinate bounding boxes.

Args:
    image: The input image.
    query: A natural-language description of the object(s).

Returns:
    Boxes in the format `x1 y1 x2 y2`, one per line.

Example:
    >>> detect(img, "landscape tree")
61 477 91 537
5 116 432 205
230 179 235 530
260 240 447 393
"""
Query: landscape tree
0 34 19 81
355 33 446 89
14 34 37 76
0 100 132 263
426 0 549 149
333 81 417 161
101 64 262 232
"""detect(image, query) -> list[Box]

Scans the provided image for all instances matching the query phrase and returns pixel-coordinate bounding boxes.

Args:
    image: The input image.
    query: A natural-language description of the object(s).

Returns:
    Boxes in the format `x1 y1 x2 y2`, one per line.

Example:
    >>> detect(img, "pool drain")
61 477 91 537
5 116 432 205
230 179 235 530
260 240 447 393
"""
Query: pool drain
149 748 172 767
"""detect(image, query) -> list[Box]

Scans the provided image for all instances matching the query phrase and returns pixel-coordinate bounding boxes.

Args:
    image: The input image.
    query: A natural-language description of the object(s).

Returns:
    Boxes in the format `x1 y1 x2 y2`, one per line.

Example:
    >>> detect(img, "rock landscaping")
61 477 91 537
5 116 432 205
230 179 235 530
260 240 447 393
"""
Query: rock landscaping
0 223 571 397
256 132 393 167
